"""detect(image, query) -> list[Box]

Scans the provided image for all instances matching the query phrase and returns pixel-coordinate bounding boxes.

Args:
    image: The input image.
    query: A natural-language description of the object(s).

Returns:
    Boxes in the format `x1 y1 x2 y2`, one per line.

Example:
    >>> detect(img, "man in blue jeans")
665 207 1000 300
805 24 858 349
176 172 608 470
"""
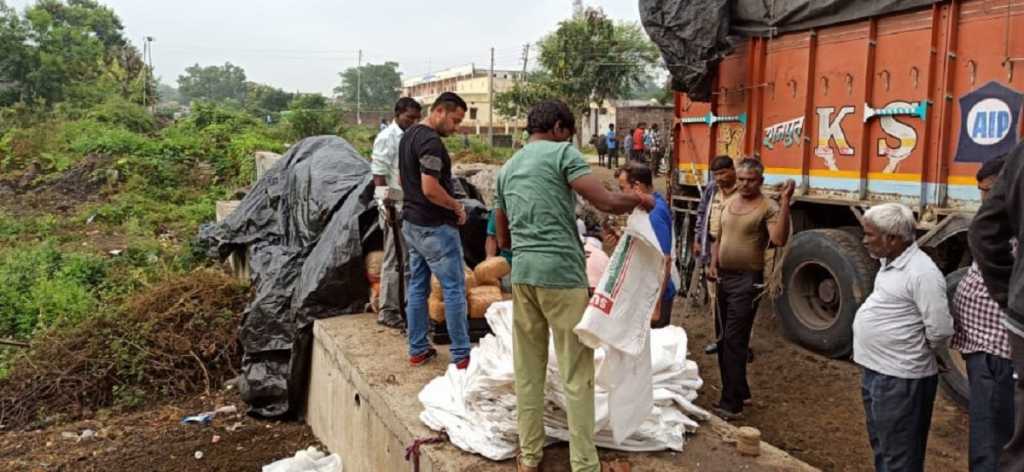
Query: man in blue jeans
398 91 471 369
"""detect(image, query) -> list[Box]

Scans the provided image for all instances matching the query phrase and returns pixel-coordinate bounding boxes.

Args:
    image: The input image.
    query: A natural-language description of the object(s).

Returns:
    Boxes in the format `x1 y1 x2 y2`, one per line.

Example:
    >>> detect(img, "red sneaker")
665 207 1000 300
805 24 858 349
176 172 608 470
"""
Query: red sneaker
455 356 470 370
409 348 437 366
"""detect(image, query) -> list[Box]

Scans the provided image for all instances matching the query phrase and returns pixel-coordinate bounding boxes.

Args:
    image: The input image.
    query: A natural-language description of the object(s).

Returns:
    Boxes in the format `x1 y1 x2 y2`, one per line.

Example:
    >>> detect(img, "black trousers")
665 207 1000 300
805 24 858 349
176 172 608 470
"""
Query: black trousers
1001 332 1024 471
715 269 762 412
861 368 938 472
607 148 619 169
966 351 1015 472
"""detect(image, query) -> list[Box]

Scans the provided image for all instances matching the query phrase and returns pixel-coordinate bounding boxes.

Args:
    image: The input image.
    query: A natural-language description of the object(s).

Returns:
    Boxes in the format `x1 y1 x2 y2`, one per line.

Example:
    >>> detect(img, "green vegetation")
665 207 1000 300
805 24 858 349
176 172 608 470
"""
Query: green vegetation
0 2 513 423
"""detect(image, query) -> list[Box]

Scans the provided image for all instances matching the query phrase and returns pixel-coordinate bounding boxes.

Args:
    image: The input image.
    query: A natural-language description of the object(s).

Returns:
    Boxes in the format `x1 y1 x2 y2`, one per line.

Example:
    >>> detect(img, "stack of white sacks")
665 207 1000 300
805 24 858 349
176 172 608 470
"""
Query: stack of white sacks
419 211 709 461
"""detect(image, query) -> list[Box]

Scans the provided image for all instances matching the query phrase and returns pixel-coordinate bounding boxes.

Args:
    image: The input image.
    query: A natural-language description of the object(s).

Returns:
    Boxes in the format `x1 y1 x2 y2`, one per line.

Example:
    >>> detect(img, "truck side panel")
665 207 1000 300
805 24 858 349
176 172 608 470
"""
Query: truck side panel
675 0 1024 213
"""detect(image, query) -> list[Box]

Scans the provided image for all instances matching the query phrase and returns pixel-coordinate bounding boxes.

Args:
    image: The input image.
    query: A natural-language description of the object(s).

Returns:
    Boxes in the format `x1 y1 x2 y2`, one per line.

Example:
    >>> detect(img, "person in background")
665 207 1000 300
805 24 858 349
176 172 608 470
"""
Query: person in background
617 162 675 328
709 158 793 419
631 122 646 162
693 155 738 355
854 203 954 472
970 142 1024 471
371 97 423 329
398 91 471 369
953 157 1013 472
623 128 634 163
493 100 653 472
592 133 608 168
605 123 619 169
379 118 388 132
647 123 662 175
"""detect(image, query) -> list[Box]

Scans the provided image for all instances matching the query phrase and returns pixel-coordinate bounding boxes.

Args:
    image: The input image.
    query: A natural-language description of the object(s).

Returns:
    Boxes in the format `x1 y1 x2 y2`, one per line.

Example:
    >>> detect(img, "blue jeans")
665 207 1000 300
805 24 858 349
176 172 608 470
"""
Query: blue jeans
964 352 1015 472
402 222 470 363
861 368 938 472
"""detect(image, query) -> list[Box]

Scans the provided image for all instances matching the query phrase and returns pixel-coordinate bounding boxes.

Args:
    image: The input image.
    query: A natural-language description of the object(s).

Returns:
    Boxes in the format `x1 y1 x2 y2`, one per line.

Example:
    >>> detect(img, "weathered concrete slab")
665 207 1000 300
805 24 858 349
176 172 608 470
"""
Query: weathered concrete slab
214 200 249 284
307 314 818 471
254 151 283 182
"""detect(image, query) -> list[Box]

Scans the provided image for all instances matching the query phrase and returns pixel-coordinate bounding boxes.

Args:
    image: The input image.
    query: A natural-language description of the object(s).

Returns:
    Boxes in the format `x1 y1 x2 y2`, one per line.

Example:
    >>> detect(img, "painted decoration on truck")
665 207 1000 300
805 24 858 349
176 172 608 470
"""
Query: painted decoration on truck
875 101 919 173
763 117 804 150
815 106 856 170
716 123 744 159
955 81 1023 163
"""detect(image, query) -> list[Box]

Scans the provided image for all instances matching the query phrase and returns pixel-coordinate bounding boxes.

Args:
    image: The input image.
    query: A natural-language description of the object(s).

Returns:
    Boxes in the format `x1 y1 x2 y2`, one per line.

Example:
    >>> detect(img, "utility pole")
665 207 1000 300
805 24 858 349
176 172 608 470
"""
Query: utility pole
145 36 154 112
356 49 363 125
515 44 529 146
488 47 495 150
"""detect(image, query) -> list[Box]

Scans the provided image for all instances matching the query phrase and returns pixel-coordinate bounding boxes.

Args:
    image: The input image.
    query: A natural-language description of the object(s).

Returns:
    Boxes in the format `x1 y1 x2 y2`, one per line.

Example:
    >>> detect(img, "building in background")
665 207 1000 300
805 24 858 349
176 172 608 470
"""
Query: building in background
580 99 675 145
402 65 527 136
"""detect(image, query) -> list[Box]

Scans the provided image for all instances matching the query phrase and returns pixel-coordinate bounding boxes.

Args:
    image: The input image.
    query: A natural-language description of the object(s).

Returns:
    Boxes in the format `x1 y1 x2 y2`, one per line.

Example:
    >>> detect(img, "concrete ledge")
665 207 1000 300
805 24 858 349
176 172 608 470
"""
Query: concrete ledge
306 314 819 471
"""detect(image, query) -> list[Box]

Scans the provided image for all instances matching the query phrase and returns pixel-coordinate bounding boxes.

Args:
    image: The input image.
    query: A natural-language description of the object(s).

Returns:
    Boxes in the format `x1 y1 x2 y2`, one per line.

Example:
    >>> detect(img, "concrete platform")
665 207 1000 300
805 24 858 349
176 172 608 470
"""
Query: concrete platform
306 314 818 471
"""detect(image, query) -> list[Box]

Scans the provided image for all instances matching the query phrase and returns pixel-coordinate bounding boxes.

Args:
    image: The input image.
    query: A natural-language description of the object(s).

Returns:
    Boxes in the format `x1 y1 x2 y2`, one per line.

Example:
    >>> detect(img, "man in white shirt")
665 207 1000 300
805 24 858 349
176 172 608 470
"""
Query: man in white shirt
853 203 954 472
372 97 423 328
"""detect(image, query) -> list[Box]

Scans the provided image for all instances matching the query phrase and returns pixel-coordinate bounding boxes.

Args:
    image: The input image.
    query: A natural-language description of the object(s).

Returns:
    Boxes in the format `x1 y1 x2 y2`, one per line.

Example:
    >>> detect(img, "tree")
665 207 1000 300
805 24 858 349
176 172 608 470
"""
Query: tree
334 62 401 111
284 93 338 140
244 82 294 118
493 71 557 119
157 82 182 103
629 75 672 105
497 8 659 144
177 62 247 104
0 0 150 107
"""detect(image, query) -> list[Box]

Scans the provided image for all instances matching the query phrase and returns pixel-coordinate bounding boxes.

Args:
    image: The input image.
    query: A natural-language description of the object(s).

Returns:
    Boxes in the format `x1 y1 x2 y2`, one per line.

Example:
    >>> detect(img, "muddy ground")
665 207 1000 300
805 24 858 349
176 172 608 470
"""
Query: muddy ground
0 390 322 472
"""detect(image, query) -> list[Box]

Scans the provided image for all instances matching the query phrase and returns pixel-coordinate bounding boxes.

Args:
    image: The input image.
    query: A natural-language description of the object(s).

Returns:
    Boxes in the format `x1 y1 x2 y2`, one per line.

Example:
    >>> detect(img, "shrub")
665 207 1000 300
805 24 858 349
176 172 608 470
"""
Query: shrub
86 97 157 133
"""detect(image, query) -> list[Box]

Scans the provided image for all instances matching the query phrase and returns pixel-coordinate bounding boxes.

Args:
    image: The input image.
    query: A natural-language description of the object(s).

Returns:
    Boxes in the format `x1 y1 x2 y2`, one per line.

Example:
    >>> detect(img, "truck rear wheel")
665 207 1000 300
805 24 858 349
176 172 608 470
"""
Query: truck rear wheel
775 229 879 358
938 266 970 408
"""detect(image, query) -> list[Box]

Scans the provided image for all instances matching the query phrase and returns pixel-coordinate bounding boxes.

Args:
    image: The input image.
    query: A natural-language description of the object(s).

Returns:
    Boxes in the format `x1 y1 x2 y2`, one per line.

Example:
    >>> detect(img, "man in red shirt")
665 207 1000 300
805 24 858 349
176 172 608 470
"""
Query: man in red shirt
631 122 646 162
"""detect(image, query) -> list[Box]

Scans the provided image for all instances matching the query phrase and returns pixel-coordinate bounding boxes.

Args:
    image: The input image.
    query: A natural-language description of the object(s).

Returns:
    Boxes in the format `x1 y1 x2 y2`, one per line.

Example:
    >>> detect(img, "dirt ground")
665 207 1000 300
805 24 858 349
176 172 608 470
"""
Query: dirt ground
671 298 969 472
0 390 322 472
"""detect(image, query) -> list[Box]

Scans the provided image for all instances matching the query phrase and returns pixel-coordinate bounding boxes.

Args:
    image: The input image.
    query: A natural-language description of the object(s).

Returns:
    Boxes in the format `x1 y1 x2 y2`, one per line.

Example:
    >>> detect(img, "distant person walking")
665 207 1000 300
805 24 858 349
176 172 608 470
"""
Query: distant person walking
631 122 646 162
605 123 619 169
371 97 422 329
399 91 471 369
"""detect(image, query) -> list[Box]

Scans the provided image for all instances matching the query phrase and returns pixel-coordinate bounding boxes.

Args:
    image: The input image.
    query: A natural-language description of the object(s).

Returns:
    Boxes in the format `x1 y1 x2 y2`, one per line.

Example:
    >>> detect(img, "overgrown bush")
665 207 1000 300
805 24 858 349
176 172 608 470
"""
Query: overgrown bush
0 244 107 339
86 97 157 133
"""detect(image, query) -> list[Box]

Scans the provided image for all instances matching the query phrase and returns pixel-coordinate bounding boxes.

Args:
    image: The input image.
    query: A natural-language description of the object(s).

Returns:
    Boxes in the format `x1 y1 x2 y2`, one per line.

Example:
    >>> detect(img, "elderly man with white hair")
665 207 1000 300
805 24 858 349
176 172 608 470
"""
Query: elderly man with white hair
853 202 954 472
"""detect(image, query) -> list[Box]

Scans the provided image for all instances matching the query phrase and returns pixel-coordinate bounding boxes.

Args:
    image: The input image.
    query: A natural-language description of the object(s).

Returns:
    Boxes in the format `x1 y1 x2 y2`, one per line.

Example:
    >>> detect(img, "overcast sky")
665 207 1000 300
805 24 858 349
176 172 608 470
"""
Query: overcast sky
8 1 644 95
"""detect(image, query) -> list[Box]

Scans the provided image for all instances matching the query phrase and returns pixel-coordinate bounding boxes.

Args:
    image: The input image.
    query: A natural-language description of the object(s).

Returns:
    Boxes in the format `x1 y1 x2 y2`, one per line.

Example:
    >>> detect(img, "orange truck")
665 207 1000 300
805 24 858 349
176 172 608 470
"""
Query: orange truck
647 0 1024 405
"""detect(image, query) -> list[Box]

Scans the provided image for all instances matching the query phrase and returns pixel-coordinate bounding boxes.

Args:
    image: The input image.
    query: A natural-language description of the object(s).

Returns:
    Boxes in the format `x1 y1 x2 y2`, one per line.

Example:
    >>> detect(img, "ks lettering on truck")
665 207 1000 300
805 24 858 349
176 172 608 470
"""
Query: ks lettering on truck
815 106 856 170
954 81 1023 163
873 101 921 173
814 101 924 173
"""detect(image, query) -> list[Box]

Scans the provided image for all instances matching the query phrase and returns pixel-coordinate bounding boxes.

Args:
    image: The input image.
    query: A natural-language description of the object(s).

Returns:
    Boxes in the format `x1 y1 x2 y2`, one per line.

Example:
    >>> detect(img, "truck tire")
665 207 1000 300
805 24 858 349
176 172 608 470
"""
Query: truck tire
939 267 970 408
775 229 879 358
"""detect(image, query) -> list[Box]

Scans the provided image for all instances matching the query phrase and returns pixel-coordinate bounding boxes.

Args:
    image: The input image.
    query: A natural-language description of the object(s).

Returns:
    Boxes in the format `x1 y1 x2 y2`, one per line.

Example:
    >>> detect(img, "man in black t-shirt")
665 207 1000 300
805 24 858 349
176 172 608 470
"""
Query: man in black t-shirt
399 91 472 369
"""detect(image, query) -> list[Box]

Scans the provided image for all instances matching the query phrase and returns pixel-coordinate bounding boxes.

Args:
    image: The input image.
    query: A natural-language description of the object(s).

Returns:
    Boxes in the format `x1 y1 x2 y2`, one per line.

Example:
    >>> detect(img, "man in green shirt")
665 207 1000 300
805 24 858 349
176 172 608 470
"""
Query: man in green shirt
494 101 653 472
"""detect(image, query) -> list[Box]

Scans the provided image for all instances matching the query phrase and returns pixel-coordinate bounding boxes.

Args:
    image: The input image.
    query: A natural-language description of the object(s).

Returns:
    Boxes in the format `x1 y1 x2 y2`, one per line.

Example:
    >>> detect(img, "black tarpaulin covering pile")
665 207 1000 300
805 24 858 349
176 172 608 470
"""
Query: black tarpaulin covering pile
639 0 939 102
198 135 490 419
200 135 378 418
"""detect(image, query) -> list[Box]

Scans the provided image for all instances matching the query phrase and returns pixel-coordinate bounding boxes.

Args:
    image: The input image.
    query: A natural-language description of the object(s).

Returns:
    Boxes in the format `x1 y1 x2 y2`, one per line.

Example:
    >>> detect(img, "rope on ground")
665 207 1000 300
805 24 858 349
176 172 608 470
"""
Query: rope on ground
404 433 448 472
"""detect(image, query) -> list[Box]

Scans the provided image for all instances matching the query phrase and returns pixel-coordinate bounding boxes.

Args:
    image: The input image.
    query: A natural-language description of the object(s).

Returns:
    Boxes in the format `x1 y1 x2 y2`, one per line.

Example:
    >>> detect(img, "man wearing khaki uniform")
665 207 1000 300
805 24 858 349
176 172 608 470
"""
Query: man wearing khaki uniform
494 101 651 472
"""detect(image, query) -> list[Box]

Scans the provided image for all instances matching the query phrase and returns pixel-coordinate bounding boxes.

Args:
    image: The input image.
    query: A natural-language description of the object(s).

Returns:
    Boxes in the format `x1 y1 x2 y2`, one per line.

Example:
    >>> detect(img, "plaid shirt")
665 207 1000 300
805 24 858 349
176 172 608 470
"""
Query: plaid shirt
951 263 1011 359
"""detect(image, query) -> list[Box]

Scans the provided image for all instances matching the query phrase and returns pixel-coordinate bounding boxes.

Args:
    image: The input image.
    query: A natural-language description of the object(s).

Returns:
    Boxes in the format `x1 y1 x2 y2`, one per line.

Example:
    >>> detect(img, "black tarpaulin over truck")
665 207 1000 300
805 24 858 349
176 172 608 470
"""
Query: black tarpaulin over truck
639 0 939 101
